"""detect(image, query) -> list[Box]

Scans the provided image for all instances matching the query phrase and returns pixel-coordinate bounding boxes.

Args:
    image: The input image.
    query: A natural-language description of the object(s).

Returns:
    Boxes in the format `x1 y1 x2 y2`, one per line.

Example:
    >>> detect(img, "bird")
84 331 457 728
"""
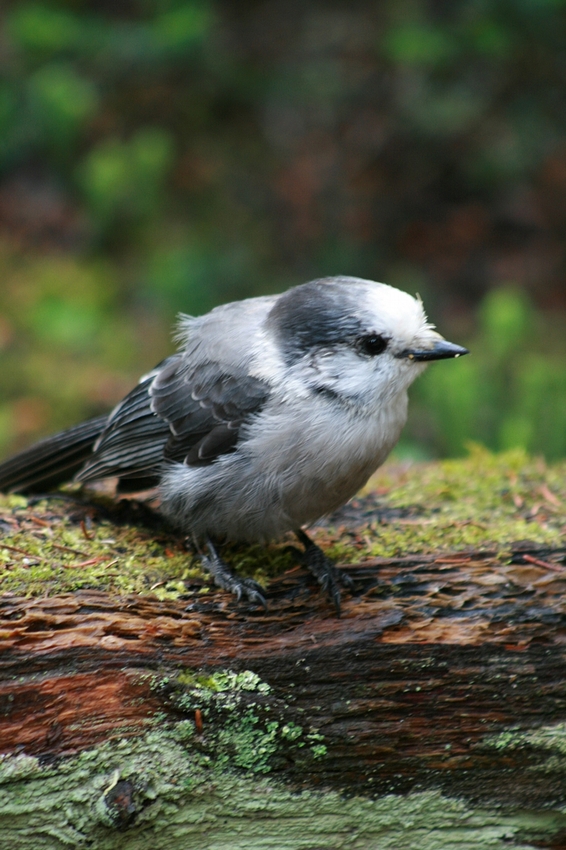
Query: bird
0 276 468 612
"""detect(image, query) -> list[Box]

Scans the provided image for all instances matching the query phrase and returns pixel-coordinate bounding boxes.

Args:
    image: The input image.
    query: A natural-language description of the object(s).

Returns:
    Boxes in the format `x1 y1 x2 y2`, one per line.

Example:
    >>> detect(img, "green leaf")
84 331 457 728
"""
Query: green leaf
28 63 98 146
479 288 530 360
153 2 213 51
8 4 81 56
383 24 457 67
79 129 174 227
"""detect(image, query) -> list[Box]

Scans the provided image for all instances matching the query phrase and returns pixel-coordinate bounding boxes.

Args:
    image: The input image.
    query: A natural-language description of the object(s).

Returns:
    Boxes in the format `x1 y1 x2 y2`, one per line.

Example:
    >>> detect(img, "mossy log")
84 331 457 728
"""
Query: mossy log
2 449 566 849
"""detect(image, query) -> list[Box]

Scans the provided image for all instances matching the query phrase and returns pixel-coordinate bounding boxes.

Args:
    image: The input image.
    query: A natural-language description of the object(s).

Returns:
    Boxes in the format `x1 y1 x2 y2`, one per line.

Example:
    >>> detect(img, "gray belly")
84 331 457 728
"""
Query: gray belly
159 393 408 542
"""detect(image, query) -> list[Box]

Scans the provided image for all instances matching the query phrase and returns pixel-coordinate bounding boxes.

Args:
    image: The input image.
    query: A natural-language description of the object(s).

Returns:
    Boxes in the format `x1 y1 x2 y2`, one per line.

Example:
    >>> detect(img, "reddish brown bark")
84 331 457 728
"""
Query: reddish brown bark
2 548 566 808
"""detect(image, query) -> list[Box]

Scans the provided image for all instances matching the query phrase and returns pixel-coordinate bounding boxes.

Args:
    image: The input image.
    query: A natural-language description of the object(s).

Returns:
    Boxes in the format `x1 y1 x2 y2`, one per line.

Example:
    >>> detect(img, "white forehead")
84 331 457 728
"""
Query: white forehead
347 278 430 340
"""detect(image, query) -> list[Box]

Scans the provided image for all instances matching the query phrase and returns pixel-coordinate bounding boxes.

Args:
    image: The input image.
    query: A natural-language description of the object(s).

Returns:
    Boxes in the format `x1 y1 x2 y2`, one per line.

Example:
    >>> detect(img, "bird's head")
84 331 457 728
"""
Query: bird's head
266 276 468 406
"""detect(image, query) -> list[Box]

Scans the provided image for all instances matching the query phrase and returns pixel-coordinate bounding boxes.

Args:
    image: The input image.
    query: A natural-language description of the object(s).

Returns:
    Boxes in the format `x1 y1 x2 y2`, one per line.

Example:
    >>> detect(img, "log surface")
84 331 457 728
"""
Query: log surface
2 455 566 848
2 545 566 806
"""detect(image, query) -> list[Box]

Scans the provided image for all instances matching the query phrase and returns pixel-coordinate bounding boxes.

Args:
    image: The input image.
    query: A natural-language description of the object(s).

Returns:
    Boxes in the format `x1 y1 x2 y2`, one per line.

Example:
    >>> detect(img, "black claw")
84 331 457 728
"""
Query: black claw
294 528 352 615
200 540 267 609
247 589 268 610
339 571 355 591
238 578 268 609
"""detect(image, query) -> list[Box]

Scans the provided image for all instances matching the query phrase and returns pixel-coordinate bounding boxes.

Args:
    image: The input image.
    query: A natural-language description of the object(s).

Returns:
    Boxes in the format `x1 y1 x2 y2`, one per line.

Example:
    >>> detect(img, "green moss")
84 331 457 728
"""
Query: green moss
0 726 564 849
1 447 565 600
487 722 566 757
150 666 323 774
0 493 202 598
174 669 271 695
319 446 566 562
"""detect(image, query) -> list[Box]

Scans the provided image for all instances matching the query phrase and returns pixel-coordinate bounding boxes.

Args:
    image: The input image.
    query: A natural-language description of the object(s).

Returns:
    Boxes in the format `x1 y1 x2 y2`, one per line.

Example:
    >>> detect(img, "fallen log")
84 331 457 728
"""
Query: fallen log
2 450 566 849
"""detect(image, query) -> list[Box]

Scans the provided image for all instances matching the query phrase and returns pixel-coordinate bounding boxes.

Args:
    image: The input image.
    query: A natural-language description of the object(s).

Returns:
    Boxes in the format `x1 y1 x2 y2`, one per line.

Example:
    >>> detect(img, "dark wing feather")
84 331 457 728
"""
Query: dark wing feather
150 357 270 466
76 376 171 484
76 354 271 485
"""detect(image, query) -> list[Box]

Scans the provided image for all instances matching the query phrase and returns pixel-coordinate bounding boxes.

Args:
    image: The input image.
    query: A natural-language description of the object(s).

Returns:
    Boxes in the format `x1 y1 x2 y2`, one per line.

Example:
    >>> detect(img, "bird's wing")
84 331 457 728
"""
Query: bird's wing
150 355 270 465
76 352 271 487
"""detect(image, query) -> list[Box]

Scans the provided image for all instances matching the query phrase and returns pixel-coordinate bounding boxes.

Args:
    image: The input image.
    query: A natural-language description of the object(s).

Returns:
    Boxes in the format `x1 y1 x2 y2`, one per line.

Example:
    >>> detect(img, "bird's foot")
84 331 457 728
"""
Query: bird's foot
201 537 267 608
295 528 354 616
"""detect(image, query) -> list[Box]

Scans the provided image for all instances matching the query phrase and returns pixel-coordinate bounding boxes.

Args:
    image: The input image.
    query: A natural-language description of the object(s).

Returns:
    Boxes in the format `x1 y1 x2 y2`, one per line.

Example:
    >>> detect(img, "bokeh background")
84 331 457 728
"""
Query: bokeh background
1 0 566 461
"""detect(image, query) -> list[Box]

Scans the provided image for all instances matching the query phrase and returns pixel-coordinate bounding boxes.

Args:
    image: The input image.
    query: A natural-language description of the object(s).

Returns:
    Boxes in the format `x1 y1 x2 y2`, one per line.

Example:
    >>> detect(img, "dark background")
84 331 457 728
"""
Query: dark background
1 0 566 459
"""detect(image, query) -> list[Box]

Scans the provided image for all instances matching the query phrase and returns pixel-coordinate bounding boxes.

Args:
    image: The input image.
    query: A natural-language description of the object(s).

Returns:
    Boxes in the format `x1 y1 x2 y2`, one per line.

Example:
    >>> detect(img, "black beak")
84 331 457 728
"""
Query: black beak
397 340 469 362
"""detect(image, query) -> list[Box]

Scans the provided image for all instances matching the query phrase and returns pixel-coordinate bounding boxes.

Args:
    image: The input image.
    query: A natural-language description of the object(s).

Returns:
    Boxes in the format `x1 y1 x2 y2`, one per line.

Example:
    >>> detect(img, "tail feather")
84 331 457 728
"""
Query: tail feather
0 416 108 494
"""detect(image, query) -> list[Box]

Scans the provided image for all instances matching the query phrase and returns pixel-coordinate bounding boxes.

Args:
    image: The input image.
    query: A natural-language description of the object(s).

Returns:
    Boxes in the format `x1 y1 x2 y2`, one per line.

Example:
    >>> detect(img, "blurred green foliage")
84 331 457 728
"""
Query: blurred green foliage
0 0 566 460
79 128 174 232
0 247 168 454
408 288 566 459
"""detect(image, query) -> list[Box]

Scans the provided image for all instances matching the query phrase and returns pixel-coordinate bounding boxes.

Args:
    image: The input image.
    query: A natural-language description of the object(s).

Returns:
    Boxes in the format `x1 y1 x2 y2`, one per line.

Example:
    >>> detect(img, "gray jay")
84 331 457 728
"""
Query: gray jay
0 276 468 612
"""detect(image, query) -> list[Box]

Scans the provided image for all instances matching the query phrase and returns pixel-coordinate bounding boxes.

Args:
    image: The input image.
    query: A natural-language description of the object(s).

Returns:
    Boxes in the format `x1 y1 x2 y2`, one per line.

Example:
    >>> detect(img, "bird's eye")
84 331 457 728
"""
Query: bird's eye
359 334 388 356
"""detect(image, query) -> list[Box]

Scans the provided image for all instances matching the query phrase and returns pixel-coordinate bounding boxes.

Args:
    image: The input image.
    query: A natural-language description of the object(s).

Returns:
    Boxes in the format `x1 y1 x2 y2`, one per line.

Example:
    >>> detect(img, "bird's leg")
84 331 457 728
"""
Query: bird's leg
294 528 354 616
200 536 267 607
